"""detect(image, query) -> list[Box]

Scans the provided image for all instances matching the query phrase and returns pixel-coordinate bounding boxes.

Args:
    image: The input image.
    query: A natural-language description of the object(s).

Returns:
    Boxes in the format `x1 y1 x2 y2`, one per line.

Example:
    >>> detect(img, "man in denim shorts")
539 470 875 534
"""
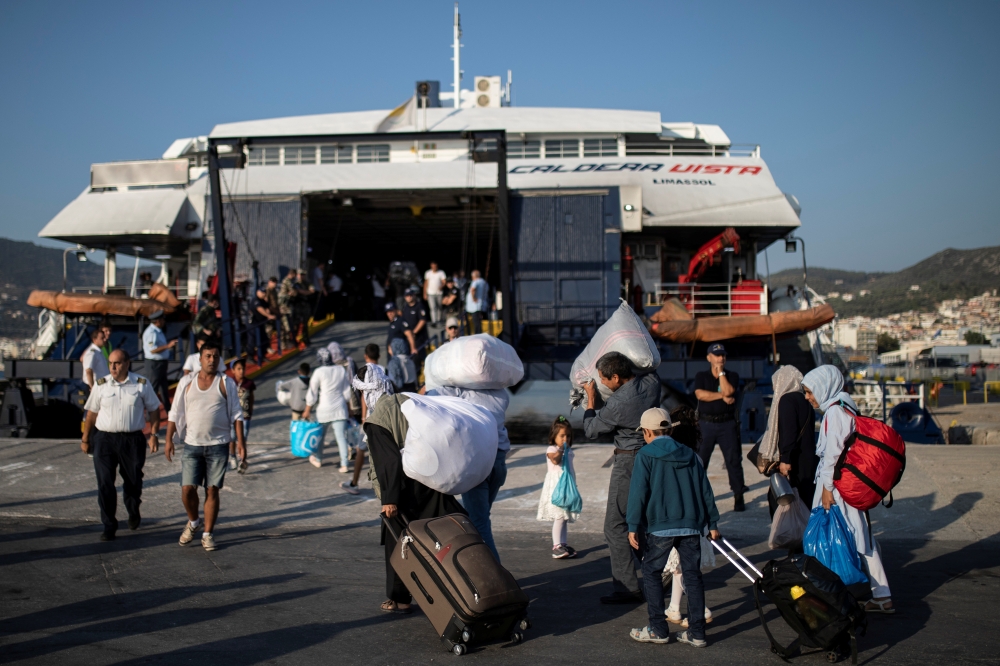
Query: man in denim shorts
165 340 244 551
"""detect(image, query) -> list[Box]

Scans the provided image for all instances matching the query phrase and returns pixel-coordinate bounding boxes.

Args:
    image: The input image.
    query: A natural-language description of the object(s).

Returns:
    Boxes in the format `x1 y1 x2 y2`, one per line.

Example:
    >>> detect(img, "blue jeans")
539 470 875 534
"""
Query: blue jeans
461 449 507 562
181 444 229 489
642 534 706 640
317 420 348 463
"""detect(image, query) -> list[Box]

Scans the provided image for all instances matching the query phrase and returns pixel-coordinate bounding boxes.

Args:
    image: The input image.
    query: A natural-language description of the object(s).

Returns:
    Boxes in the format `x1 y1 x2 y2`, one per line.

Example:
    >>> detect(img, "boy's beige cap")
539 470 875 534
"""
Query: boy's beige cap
637 407 672 431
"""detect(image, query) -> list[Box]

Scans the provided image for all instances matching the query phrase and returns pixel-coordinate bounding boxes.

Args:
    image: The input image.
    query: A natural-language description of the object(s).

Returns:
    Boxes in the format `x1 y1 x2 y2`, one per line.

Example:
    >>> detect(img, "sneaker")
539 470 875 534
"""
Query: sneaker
340 481 360 495
564 545 578 559
202 533 217 551
179 519 203 546
630 626 671 644
339 465 350 474
309 455 322 468
675 631 707 648
127 512 141 531
733 494 746 512
552 544 571 559
100 530 116 542
229 455 238 470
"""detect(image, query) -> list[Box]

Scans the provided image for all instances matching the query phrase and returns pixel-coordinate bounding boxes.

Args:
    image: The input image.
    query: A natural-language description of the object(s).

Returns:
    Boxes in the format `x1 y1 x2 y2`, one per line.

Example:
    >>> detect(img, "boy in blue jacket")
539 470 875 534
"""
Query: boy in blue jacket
627 407 721 648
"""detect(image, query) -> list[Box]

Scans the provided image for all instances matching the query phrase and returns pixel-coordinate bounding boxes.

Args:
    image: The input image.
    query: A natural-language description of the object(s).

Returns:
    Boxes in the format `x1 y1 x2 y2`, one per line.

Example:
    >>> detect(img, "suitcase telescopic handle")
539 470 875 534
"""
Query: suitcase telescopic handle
722 538 763 578
710 540 758 584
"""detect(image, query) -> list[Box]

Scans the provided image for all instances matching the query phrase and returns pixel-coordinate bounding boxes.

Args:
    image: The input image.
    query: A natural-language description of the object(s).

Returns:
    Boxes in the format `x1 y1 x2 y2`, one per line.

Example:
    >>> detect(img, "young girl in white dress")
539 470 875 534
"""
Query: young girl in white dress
536 416 579 559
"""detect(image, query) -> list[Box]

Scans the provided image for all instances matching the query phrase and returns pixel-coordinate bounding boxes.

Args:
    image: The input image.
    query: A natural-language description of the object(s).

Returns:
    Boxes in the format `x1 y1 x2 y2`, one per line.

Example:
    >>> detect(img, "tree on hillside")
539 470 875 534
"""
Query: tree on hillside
965 331 988 345
877 333 900 355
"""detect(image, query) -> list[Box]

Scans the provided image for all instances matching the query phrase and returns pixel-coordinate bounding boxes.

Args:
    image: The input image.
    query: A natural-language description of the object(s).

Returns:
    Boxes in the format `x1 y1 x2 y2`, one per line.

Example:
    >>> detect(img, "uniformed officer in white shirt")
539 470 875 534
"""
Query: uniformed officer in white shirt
81 326 111 389
82 348 162 542
142 309 176 410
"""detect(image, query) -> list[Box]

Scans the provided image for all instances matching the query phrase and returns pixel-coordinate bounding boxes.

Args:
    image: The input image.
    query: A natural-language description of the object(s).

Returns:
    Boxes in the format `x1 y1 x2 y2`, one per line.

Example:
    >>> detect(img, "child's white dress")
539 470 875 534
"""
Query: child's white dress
536 445 579 522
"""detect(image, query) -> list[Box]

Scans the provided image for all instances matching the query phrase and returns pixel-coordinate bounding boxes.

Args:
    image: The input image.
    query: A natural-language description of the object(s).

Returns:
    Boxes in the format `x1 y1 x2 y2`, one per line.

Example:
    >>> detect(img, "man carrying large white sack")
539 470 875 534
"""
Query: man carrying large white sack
365 392 498 615
422 334 524 563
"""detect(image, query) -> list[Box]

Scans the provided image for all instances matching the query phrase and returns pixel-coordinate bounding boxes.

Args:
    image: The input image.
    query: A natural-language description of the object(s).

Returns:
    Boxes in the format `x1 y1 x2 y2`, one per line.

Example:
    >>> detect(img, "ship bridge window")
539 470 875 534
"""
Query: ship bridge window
357 144 390 163
248 147 280 166
320 145 353 164
583 138 618 157
544 139 579 158
507 140 540 159
283 146 317 165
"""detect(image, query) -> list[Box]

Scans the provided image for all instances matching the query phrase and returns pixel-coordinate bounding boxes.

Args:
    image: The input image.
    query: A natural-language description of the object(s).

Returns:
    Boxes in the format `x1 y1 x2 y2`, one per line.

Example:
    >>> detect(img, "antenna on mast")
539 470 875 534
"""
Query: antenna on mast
452 2 462 109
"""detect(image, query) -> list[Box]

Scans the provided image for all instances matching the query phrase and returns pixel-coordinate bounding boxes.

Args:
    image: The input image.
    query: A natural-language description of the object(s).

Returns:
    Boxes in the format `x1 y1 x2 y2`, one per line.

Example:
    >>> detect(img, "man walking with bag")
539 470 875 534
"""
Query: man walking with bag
81 349 162 541
694 343 746 511
165 341 244 551
583 351 661 604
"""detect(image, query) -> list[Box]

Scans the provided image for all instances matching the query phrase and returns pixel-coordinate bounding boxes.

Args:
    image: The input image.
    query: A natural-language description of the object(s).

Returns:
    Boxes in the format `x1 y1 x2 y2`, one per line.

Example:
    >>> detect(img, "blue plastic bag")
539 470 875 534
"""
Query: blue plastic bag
551 460 583 514
290 420 324 457
803 505 869 587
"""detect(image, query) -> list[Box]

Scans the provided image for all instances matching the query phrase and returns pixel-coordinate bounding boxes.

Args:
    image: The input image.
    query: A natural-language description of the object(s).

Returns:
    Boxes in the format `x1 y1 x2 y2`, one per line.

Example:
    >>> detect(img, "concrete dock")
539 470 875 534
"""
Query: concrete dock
1 321 999 664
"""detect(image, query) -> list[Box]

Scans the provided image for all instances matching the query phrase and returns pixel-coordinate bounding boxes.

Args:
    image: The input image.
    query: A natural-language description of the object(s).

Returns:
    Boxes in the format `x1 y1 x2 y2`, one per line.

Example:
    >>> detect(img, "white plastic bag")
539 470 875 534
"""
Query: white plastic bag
275 380 292 407
768 489 811 550
423 334 524 390
569 300 660 406
400 394 498 495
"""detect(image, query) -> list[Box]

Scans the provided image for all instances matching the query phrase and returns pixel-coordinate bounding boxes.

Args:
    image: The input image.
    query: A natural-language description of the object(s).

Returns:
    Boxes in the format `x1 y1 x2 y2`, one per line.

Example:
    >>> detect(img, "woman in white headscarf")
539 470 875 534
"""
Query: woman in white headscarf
802 365 894 613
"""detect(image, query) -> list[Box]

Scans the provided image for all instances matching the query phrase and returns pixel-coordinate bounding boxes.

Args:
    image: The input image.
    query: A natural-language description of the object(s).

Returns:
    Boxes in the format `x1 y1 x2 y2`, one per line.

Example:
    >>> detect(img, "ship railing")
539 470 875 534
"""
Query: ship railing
624 143 761 158
649 282 767 317
71 285 196 300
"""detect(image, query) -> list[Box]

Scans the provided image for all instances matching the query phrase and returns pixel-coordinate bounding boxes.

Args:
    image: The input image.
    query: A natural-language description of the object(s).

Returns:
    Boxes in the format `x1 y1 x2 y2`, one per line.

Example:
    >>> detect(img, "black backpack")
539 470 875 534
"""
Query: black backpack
753 554 868 664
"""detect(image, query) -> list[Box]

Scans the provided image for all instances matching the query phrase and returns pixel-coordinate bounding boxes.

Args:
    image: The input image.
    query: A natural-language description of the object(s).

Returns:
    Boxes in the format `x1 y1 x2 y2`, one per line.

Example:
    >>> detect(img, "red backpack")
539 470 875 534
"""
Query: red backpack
832 402 906 511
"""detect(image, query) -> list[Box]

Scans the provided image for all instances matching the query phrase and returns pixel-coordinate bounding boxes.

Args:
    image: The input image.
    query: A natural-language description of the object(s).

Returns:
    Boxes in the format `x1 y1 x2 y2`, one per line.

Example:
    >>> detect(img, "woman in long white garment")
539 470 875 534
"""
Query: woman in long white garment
802 365 894 614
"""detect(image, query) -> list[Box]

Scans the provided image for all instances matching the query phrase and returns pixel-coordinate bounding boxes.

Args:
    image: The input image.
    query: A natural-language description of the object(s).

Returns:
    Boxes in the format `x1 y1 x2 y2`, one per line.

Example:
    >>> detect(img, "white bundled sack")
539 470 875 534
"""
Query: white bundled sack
400 394 499 495
423 333 524 390
275 380 292 407
569 299 660 406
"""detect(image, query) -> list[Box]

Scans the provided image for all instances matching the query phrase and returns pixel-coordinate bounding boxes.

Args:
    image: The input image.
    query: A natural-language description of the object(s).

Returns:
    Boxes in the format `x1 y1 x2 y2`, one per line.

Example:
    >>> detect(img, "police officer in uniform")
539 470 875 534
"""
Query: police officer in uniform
385 302 415 354
400 286 429 369
694 342 746 511
82 349 163 541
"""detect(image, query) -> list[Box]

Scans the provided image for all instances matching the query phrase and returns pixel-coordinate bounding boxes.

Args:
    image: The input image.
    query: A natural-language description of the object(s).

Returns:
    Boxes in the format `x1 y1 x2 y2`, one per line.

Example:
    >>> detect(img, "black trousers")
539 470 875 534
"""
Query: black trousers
697 419 745 496
93 430 147 533
149 360 170 409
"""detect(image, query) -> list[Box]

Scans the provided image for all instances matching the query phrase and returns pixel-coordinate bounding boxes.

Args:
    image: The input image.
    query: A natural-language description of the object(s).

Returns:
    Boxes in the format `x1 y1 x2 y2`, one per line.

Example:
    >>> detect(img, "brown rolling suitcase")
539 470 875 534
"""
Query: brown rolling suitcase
385 513 531 655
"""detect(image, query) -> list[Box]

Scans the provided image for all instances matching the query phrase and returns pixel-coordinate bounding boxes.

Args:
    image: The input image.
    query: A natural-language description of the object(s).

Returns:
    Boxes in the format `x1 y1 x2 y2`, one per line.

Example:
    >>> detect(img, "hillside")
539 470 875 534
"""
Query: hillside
769 246 1000 317
0 238 125 338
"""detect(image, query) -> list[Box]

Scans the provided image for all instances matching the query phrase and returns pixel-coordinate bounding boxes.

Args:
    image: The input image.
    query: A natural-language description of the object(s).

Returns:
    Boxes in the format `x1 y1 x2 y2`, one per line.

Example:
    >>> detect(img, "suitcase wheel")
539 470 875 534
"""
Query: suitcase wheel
451 644 466 656
509 631 524 645
826 650 840 663
461 629 474 644
519 618 531 631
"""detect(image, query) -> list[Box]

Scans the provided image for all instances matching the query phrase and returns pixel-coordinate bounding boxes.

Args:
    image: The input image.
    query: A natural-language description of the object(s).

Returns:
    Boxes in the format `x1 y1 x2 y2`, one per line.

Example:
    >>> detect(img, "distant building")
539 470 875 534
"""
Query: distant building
910 285 920 291
842 293 854 302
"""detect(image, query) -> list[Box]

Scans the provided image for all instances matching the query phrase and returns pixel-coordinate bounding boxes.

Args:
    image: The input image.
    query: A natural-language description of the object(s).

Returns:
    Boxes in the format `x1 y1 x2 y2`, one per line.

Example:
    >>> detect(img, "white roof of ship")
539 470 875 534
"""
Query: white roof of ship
209 106 673 139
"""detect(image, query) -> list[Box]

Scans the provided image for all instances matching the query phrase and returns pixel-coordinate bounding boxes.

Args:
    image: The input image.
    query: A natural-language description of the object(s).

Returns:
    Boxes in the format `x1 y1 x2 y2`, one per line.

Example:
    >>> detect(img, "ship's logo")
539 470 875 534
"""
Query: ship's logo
508 163 762 175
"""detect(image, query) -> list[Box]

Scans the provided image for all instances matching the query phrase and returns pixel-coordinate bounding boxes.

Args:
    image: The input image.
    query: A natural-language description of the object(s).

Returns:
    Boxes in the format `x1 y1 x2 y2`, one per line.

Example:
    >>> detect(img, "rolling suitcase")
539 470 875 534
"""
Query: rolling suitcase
384 514 530 655
710 538 867 664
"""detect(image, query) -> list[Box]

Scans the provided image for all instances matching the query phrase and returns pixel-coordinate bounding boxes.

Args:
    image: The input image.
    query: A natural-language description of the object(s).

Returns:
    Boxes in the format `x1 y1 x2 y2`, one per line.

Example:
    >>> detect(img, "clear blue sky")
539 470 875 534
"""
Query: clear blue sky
1 0 997 273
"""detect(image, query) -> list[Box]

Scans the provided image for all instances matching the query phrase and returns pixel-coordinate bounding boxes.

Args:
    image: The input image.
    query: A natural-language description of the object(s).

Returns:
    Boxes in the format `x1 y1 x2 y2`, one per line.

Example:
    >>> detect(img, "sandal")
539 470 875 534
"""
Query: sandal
380 599 412 614
864 598 895 614
630 626 671 644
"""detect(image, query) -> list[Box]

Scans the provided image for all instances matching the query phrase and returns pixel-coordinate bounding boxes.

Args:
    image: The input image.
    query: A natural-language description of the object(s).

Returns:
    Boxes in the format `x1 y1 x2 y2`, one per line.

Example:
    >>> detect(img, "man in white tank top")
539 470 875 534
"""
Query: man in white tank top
165 341 244 552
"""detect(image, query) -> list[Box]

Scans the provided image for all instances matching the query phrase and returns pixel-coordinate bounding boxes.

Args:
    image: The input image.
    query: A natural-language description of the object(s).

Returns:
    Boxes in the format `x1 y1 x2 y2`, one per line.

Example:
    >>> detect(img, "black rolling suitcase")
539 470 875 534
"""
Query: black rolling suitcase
711 539 868 664
384 514 530 656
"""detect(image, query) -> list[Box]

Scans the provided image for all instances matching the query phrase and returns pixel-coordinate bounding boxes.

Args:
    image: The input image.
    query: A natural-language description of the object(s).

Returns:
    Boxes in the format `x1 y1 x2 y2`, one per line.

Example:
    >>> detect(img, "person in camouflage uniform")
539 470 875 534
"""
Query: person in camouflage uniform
294 269 316 346
278 272 297 350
